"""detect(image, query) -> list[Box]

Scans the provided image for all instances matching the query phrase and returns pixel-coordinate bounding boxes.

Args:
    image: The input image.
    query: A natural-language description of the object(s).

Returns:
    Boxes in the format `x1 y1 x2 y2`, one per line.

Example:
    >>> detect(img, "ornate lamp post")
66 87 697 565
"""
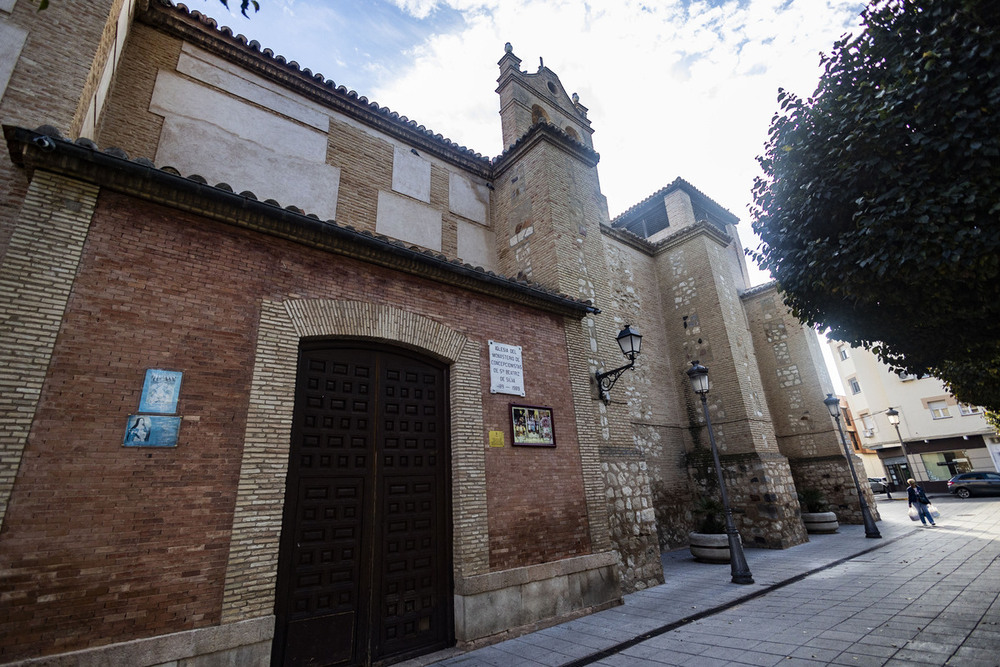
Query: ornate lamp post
885 407 912 486
686 361 754 585
824 394 882 538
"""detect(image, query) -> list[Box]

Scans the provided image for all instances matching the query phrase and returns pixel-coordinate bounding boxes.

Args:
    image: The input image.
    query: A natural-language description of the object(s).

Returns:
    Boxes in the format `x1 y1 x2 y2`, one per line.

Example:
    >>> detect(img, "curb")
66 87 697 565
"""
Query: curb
561 530 917 667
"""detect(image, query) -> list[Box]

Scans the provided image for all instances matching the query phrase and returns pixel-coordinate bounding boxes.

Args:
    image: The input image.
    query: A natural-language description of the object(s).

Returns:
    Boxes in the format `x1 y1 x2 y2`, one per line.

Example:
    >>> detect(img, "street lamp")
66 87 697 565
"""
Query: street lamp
885 408 912 488
686 361 754 585
824 394 882 538
595 324 642 403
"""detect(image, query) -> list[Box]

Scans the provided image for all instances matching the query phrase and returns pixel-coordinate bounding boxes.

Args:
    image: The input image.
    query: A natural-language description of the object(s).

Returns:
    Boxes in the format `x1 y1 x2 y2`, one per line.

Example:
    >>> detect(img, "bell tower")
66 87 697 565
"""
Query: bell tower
496 42 594 152
492 43 607 299
491 45 664 590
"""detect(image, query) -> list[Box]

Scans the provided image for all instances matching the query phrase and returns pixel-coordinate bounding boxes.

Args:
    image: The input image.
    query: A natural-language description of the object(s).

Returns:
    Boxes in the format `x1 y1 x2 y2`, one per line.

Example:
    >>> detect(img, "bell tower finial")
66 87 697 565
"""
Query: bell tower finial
498 41 522 78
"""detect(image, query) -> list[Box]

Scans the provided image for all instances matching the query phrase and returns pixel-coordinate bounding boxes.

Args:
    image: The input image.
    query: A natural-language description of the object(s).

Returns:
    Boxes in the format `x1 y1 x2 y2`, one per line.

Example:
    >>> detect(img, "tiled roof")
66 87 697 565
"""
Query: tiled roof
493 121 600 169
610 177 739 228
160 2 491 166
741 280 779 298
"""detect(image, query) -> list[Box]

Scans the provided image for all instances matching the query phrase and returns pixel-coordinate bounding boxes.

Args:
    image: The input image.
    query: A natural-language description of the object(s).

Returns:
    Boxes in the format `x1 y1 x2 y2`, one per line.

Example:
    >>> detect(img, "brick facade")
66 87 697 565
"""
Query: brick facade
0 2 874 664
0 180 609 660
0 173 99 529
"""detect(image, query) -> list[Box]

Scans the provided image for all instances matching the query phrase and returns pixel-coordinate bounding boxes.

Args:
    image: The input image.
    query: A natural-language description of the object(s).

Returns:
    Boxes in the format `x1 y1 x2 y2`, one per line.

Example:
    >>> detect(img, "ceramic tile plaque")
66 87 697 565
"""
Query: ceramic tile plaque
123 415 181 447
138 369 183 414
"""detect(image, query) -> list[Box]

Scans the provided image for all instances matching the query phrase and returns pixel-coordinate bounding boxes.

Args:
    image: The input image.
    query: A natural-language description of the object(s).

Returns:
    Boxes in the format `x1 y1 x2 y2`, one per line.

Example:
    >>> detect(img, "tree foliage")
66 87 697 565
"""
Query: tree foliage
219 0 260 17
751 0 1000 411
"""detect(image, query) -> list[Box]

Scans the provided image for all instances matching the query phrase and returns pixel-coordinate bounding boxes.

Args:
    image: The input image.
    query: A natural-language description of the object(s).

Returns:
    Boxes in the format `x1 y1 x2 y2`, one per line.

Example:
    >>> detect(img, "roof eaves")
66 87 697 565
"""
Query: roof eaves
611 177 739 228
740 280 780 299
492 122 600 176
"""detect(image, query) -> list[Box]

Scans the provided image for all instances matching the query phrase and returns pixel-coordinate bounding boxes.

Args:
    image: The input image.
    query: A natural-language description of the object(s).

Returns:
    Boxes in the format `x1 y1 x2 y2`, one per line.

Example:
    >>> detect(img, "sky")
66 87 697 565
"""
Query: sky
190 0 863 389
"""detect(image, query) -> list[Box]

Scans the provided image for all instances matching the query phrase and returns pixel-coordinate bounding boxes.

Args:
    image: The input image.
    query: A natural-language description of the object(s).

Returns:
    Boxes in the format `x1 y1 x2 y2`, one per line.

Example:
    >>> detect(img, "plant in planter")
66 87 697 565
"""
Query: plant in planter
689 496 734 563
799 488 839 534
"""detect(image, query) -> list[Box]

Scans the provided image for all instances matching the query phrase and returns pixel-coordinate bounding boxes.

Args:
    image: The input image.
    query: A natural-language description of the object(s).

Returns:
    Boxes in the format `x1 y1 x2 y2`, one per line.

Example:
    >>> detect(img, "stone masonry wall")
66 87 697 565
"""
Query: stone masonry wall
743 287 880 524
655 228 807 549
601 237 691 561
490 118 665 591
788 456 882 525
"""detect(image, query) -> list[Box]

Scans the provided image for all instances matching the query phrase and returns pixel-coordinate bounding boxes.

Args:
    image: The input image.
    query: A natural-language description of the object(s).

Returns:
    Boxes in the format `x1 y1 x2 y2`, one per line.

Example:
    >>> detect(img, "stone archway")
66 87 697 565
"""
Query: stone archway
220 299 488 626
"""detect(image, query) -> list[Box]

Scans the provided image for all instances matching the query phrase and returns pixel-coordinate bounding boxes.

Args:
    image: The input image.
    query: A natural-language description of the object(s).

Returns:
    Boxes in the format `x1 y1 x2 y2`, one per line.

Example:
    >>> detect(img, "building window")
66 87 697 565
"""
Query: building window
838 345 849 361
920 450 972 481
928 400 951 419
860 413 875 437
848 377 861 394
959 404 982 416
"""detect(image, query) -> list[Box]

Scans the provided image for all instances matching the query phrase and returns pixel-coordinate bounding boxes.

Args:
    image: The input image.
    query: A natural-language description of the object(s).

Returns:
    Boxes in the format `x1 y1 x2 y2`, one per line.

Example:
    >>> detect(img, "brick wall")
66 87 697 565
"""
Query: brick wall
95 21 179 160
0 1 119 261
0 173 98 531
0 183 595 661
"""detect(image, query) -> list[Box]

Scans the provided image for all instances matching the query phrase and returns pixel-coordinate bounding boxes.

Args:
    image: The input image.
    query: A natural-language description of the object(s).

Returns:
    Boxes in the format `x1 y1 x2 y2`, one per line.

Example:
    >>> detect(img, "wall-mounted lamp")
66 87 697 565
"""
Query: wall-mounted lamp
595 324 642 403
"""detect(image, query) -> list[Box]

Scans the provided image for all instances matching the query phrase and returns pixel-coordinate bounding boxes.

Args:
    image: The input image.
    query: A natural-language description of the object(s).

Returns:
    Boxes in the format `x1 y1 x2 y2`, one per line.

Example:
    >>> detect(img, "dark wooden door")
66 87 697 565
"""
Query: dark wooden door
274 343 451 667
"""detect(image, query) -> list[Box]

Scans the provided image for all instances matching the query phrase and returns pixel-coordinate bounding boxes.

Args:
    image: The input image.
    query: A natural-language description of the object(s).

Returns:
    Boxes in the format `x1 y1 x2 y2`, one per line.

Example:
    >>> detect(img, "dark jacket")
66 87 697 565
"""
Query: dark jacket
907 485 929 506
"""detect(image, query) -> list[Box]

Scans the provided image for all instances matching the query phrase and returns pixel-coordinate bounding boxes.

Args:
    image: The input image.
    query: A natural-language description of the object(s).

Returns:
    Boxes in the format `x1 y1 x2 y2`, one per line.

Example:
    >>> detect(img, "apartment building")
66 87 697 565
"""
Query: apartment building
829 341 998 492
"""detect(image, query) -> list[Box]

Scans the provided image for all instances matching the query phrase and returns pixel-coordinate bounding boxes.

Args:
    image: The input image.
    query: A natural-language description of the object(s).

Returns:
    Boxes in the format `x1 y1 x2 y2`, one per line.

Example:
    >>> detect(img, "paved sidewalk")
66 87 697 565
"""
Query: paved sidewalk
408 495 1000 666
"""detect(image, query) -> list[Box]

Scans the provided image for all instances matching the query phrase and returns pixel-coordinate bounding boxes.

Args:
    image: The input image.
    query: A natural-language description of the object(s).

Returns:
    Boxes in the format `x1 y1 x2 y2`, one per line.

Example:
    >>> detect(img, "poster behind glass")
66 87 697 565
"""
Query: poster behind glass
510 404 555 447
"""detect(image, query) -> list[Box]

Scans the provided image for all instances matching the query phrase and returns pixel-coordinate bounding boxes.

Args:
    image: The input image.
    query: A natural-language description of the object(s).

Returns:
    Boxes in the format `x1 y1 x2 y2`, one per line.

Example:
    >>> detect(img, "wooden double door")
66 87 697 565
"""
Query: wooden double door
273 343 452 666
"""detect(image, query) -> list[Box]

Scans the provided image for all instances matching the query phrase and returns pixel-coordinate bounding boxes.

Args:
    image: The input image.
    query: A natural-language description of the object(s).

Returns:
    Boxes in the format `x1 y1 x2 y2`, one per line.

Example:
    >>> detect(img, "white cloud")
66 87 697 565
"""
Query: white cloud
369 0 865 285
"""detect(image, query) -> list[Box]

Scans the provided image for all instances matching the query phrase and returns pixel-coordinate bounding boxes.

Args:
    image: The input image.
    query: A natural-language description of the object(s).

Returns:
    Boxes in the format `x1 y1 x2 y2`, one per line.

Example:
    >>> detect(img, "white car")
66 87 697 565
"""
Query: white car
868 477 890 493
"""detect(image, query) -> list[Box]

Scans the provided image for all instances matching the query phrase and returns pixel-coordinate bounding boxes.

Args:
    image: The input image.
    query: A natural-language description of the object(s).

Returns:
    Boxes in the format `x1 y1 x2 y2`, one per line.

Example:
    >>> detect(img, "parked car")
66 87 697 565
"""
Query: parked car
947 472 1000 498
868 477 889 493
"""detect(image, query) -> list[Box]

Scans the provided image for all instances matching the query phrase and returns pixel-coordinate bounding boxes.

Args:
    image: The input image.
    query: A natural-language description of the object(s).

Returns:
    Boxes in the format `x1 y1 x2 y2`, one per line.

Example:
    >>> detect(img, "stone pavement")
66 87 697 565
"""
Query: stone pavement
408 494 1000 666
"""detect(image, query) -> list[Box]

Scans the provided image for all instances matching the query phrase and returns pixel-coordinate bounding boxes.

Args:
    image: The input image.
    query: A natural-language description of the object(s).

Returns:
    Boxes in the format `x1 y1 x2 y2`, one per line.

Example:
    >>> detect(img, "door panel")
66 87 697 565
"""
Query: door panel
275 344 451 667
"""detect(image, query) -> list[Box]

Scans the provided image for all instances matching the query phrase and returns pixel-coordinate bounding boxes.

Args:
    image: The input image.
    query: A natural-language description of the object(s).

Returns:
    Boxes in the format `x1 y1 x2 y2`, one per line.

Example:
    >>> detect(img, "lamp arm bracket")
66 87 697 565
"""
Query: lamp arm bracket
595 360 635 394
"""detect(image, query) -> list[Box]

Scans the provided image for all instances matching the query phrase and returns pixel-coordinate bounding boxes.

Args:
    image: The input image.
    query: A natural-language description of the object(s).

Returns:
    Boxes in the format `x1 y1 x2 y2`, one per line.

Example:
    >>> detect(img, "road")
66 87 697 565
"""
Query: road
422 494 1000 667
593 496 1000 666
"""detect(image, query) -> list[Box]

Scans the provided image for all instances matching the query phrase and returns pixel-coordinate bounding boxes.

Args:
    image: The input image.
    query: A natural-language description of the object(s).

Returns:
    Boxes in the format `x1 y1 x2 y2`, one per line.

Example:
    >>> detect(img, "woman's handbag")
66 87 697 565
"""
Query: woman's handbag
908 506 919 521
928 504 940 518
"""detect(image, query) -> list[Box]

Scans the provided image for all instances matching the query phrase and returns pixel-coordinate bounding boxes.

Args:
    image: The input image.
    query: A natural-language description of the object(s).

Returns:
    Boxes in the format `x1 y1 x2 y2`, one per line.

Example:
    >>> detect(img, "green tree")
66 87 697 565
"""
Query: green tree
751 0 1000 411
216 0 260 16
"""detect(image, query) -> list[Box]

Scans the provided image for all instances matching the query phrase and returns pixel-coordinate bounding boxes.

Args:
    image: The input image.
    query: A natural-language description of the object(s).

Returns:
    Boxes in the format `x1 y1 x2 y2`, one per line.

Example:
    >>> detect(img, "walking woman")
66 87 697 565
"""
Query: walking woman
907 478 936 526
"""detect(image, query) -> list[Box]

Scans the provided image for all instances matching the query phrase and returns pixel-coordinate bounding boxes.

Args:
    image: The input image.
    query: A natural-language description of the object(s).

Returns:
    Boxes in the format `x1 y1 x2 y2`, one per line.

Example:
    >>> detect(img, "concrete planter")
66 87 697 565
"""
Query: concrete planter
802 511 839 534
688 532 734 563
